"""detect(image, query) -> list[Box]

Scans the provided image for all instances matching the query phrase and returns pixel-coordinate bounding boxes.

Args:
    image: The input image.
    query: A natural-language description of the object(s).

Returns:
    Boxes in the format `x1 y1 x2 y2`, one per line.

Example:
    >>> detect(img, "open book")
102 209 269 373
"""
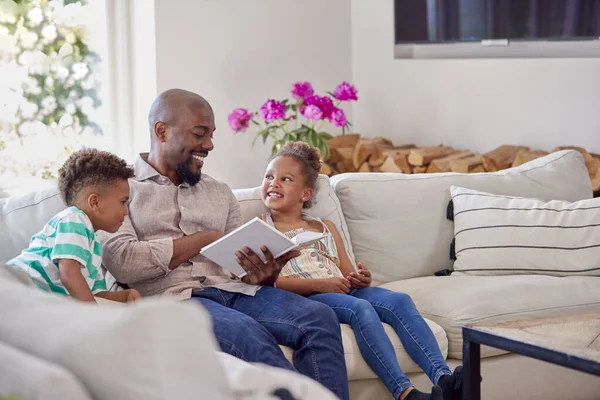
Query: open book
200 217 327 278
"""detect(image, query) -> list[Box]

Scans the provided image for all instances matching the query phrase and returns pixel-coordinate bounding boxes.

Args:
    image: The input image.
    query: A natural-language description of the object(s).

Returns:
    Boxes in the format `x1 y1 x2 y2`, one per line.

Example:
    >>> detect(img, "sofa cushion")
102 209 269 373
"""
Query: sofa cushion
279 319 448 381
0 187 64 262
449 185 600 277
233 174 357 267
0 340 91 400
0 266 233 400
381 275 600 359
330 150 592 285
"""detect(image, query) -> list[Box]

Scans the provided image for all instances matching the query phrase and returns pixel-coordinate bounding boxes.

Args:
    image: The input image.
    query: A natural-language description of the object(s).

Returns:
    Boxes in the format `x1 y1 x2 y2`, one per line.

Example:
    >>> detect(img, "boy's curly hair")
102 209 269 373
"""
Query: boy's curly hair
58 148 135 206
274 141 322 208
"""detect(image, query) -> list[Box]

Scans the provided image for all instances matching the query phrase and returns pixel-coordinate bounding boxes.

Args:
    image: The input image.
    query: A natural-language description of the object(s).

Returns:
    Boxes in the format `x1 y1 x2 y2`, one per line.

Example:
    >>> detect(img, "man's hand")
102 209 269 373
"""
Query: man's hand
346 263 372 289
95 288 142 304
236 245 300 286
315 277 352 294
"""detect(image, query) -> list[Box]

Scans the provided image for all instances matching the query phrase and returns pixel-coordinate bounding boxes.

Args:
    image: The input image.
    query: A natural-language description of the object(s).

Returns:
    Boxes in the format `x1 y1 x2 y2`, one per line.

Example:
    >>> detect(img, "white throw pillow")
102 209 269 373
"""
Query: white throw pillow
0 340 92 400
449 186 600 276
218 352 337 400
0 267 233 400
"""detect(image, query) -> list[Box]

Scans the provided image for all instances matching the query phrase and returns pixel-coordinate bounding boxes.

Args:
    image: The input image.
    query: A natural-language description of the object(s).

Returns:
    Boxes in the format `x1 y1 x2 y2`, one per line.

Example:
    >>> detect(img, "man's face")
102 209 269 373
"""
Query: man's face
164 105 215 185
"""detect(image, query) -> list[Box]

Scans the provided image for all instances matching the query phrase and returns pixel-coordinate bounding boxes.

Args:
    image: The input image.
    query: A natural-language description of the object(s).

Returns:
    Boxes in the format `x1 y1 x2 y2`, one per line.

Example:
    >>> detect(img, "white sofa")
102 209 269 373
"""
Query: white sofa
2 150 600 400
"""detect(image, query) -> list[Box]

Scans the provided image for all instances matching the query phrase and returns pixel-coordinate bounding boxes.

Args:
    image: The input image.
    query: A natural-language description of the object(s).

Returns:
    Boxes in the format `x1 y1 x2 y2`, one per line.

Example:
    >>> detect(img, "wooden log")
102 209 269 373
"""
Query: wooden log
450 155 483 173
379 156 406 173
481 145 530 172
470 165 485 173
583 152 600 180
352 137 393 169
426 150 474 173
335 159 357 174
320 162 332 176
327 134 360 163
358 162 371 173
382 149 412 173
552 146 587 154
369 143 416 167
408 146 458 167
511 150 549 167
592 165 600 193
413 166 427 174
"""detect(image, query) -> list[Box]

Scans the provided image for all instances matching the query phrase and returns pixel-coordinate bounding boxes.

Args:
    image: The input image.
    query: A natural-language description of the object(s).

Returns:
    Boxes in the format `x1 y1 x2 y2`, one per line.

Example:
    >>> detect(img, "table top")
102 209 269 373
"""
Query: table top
466 312 600 363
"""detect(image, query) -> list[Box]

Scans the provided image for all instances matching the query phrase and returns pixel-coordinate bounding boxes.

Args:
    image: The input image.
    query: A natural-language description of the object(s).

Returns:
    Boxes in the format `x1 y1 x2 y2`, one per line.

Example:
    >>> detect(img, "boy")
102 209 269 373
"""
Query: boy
6 148 140 303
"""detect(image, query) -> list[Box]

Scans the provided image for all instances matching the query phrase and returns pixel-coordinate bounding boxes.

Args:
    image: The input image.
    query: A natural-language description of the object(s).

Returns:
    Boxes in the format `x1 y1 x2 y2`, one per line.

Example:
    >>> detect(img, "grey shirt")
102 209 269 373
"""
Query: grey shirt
98 153 260 298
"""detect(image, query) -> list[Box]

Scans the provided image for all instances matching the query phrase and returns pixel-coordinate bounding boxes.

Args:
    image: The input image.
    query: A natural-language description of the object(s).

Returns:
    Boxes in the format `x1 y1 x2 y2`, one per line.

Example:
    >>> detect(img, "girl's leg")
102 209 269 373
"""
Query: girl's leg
350 287 462 399
308 292 416 400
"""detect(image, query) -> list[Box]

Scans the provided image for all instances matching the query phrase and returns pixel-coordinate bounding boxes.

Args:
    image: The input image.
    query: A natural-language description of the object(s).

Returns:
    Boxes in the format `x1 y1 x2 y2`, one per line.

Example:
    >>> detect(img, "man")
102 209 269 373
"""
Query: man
99 89 349 399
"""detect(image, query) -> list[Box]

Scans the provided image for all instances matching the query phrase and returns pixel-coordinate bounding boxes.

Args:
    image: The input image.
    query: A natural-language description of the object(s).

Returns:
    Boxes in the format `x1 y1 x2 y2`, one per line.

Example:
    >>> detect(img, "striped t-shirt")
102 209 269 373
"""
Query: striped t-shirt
7 206 106 295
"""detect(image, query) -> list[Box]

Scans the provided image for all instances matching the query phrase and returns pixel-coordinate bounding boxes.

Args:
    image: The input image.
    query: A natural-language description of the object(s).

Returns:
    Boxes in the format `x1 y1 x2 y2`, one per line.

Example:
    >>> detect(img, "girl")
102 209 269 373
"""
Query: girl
260 142 463 400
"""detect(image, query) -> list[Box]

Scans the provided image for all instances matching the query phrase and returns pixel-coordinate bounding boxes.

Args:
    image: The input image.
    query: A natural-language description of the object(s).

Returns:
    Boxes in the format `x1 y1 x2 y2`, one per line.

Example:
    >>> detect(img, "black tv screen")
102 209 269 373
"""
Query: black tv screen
395 0 600 44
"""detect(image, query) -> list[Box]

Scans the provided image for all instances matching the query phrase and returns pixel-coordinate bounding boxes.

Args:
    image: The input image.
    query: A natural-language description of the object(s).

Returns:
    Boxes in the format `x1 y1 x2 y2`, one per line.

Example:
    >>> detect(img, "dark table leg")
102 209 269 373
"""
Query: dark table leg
463 338 481 400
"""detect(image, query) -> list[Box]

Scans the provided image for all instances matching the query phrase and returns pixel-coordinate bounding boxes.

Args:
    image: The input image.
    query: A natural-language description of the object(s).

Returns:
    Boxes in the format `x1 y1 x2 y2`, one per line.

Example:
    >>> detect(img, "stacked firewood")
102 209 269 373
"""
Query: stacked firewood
321 135 600 194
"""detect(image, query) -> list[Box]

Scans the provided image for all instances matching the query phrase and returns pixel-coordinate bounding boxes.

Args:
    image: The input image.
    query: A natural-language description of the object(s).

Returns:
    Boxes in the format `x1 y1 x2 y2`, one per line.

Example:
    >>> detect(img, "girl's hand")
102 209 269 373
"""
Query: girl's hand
347 263 372 289
315 277 352 294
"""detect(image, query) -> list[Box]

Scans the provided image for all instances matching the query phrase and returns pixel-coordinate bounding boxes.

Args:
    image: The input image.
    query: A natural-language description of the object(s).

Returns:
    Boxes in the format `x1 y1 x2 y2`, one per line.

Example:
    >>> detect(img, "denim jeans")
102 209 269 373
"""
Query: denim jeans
190 286 349 400
308 287 451 399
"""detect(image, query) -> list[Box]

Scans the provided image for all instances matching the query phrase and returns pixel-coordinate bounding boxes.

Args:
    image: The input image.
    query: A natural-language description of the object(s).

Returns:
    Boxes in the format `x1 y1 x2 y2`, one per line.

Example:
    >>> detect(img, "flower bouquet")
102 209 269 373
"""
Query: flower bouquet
228 81 358 160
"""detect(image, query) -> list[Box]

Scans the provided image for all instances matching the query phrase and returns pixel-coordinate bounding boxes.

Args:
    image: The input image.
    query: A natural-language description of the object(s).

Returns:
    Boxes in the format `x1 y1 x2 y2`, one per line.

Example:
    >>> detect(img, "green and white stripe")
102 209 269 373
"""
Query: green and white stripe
7 206 106 295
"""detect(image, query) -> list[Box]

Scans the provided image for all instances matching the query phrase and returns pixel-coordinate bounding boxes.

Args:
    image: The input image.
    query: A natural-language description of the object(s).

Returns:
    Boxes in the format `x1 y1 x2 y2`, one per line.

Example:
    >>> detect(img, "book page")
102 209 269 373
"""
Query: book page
200 218 296 277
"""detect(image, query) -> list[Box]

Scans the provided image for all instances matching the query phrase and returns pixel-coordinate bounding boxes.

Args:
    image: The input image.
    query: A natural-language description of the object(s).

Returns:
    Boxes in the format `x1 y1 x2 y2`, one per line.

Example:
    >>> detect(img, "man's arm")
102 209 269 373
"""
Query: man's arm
101 216 224 283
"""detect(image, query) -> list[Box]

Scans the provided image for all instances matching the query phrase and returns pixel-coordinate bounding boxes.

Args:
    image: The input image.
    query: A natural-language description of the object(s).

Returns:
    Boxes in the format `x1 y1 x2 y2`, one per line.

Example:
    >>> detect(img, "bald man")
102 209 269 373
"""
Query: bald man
99 89 349 399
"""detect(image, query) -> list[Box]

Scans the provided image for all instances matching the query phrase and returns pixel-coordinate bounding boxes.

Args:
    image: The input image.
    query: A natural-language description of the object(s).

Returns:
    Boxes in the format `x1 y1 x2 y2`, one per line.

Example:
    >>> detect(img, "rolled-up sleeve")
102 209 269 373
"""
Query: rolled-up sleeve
99 216 173 284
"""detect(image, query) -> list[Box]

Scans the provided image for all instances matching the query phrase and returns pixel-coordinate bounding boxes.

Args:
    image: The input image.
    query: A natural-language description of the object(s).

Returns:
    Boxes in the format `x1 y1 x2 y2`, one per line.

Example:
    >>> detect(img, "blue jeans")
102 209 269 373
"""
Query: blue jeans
308 287 451 399
190 286 349 400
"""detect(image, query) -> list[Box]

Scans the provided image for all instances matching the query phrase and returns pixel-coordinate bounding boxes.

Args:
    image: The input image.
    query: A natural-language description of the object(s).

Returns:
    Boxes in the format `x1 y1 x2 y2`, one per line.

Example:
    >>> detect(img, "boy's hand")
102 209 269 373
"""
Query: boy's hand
125 288 142 303
315 277 352 294
347 263 372 289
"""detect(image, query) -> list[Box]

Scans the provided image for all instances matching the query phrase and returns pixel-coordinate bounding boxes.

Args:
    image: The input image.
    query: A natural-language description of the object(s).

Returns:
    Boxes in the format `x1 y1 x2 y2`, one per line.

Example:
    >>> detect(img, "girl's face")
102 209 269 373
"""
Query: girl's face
261 156 313 213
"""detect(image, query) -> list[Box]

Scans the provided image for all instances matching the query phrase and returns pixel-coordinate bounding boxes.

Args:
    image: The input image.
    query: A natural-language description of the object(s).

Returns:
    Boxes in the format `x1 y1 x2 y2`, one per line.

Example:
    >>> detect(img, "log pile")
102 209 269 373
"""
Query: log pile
320 135 600 196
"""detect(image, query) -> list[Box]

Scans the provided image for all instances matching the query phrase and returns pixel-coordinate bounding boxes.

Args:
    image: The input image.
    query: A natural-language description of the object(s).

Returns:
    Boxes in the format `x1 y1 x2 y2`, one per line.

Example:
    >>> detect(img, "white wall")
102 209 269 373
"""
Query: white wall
153 0 352 189
351 0 600 154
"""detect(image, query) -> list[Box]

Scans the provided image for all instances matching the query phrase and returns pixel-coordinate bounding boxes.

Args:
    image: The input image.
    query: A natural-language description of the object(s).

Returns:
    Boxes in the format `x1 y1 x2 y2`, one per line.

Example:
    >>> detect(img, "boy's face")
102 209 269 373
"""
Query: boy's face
96 179 130 233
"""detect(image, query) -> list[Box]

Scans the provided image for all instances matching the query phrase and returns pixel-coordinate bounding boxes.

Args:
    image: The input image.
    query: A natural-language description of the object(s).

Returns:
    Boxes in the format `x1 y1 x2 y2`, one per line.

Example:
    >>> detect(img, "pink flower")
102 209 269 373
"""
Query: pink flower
259 99 286 123
331 107 346 127
304 95 335 120
228 108 254 132
333 82 358 101
291 81 314 99
303 105 323 120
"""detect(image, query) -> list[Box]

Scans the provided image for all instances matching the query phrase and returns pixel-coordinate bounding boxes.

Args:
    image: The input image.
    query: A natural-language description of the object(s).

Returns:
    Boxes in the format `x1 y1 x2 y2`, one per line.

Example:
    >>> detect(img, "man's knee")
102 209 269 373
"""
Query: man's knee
303 300 339 330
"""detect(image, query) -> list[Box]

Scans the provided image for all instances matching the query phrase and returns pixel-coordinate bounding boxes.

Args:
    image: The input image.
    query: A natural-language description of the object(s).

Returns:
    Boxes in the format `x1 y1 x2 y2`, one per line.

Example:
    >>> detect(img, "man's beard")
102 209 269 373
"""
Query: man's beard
176 158 201 186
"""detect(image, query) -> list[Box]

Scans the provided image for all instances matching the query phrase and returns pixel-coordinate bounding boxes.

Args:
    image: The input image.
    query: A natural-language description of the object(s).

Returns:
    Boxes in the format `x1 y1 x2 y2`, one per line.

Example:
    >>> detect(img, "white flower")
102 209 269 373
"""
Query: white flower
81 75 94 90
0 28 18 55
18 50 50 75
44 76 54 88
41 96 57 114
65 32 76 44
18 28 39 50
54 2 86 28
72 62 88 80
58 42 73 58
19 121 49 137
41 24 58 44
79 96 94 109
55 67 69 80
20 102 39 119
58 112 73 127
27 8 44 26
65 103 76 115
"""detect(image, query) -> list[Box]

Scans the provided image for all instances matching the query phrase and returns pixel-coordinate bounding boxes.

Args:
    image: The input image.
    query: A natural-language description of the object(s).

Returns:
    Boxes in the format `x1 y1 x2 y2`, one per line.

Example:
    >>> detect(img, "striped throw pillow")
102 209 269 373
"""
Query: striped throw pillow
448 186 600 276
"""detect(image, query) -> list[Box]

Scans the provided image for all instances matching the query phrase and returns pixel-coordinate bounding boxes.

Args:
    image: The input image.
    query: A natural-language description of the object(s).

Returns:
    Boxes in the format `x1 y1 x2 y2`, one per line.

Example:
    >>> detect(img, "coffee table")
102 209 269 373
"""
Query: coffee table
462 312 600 400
